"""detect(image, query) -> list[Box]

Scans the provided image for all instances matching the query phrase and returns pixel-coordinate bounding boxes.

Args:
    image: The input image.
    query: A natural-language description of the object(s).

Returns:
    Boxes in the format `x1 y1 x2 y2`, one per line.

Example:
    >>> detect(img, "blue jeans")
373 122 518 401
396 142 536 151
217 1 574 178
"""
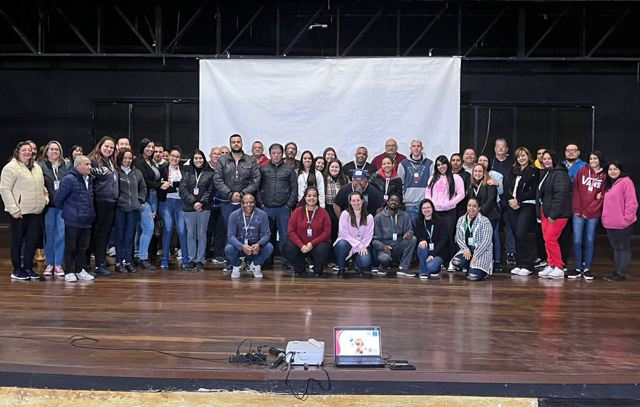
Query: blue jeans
452 253 487 281
404 204 419 226
224 242 274 267
115 207 140 264
573 215 599 270
500 200 516 253
184 210 210 263
222 202 241 224
138 190 157 261
159 198 189 267
44 207 65 266
334 240 372 271
263 206 291 259
416 245 444 275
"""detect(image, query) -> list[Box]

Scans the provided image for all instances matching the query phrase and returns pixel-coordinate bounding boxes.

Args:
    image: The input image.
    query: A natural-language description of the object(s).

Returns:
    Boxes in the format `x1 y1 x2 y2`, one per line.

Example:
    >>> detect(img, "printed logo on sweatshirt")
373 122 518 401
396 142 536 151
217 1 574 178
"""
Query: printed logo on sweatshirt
581 174 602 192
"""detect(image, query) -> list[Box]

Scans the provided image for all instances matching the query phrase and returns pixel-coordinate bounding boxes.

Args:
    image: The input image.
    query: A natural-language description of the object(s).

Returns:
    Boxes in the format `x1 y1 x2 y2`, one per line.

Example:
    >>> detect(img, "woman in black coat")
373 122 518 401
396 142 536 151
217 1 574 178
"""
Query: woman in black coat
415 199 449 278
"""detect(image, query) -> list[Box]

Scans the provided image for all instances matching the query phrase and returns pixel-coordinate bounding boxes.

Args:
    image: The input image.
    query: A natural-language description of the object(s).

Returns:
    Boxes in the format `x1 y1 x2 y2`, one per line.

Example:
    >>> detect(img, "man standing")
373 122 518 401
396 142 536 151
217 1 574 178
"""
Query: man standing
252 141 270 167
117 138 131 153
462 148 477 173
397 139 433 224
490 138 516 268
225 194 273 279
153 143 167 167
333 170 384 220
284 142 301 172
342 146 377 180
53 156 96 282
372 139 406 171
258 143 298 267
563 143 587 182
213 134 261 224
371 194 416 277
205 146 226 263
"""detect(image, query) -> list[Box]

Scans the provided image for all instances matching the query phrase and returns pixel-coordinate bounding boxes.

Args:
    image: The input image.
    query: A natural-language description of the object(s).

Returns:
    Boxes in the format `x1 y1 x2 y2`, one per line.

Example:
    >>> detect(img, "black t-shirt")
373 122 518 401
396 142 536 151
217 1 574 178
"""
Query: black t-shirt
342 161 378 180
333 183 384 214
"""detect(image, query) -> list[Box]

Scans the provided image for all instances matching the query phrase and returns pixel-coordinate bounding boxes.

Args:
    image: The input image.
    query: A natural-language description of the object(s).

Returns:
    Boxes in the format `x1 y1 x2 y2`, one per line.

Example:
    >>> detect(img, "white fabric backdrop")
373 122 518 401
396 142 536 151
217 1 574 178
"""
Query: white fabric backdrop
199 57 460 161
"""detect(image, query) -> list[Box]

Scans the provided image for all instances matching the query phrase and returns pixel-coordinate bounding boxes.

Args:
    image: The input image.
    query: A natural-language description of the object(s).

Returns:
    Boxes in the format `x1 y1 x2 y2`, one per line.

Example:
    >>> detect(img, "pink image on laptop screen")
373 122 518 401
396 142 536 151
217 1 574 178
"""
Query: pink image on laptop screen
335 328 381 356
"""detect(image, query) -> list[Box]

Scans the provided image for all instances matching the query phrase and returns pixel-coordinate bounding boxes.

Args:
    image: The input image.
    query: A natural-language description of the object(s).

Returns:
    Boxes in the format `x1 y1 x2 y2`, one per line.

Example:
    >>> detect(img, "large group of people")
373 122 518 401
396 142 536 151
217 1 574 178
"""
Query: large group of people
0 135 637 283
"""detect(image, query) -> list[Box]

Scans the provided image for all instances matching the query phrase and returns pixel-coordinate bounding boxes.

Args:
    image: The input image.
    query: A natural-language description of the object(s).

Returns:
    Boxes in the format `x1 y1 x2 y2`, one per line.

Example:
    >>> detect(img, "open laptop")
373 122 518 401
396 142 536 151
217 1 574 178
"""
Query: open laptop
334 326 386 367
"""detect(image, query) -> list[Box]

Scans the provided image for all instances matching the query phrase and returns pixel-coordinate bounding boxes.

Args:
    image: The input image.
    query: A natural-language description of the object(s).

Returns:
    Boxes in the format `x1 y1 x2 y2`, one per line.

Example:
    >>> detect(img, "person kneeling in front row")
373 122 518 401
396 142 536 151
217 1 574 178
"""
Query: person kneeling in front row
452 197 494 281
334 191 374 278
415 199 448 279
225 194 273 279
371 194 416 277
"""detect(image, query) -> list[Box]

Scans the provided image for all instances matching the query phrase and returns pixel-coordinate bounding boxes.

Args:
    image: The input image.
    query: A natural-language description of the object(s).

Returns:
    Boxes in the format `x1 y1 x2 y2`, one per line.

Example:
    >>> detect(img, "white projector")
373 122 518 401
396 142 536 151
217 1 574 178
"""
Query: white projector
285 339 325 366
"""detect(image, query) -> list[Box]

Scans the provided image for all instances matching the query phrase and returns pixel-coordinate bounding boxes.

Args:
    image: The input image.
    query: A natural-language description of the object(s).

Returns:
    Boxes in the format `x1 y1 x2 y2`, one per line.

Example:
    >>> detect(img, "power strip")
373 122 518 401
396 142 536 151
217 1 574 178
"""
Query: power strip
229 352 267 364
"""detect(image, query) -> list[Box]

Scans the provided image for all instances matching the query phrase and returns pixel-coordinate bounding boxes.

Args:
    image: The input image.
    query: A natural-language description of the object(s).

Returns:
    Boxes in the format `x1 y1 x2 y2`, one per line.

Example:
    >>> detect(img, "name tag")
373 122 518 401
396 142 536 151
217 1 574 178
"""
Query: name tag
429 243 434 251
53 180 60 191
307 228 313 237
468 237 475 246
244 238 248 245
392 233 398 241
112 173 118 182
383 194 388 201
193 187 199 195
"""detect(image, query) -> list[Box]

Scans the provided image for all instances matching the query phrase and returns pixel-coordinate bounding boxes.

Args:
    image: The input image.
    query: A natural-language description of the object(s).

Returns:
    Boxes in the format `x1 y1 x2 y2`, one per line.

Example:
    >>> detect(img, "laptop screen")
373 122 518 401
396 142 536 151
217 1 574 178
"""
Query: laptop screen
334 326 382 357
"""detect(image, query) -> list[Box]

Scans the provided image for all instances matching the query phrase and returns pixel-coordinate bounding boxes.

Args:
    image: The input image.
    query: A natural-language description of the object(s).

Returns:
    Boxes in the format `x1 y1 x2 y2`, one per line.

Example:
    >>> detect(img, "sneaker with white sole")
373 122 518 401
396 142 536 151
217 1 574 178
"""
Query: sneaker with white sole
64 273 78 282
251 263 263 279
534 258 548 269
548 267 565 279
397 269 416 277
44 265 54 276
54 265 65 277
567 269 582 279
517 268 532 276
77 269 95 281
582 269 594 281
538 265 554 278
419 274 429 280
231 266 241 279
510 267 521 275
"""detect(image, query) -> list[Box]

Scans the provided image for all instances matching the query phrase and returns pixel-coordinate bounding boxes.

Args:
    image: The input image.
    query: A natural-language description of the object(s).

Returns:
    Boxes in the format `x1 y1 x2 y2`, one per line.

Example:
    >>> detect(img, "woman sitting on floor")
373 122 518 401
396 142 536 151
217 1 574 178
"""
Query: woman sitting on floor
334 191 374 278
452 197 494 281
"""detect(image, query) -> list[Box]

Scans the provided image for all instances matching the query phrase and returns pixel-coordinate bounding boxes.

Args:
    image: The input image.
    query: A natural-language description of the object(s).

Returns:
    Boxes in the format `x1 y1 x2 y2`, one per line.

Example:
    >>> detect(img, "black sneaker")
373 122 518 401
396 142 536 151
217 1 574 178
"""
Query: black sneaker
604 273 625 281
188 261 196 271
567 269 582 280
95 266 112 276
582 269 594 281
506 252 516 264
139 260 156 270
11 269 30 281
534 258 548 269
27 269 41 280
114 264 125 273
195 262 204 272
124 264 136 273
493 262 503 273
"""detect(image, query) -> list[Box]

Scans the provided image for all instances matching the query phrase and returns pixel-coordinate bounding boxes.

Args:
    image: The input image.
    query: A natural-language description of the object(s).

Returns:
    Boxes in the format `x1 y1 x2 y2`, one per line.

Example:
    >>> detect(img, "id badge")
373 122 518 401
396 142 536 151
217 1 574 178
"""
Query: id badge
307 228 313 237
383 194 388 201
53 180 60 191
468 237 475 246
193 187 199 195
244 238 248 245
428 243 434 251
112 172 118 182
392 233 398 241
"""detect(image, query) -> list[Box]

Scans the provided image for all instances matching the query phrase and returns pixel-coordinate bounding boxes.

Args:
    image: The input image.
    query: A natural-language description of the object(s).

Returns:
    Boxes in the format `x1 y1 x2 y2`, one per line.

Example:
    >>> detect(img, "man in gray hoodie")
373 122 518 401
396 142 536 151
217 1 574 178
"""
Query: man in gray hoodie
372 194 416 277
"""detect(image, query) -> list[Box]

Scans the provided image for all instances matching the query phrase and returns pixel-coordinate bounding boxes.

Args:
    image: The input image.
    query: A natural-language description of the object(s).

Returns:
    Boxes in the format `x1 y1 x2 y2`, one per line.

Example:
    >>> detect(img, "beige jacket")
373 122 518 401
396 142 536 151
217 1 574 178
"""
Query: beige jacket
0 158 48 215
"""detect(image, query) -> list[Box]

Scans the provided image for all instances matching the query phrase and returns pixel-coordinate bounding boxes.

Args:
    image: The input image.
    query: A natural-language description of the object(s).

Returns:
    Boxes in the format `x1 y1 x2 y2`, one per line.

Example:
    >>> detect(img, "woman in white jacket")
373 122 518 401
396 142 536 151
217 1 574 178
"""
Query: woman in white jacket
297 150 325 208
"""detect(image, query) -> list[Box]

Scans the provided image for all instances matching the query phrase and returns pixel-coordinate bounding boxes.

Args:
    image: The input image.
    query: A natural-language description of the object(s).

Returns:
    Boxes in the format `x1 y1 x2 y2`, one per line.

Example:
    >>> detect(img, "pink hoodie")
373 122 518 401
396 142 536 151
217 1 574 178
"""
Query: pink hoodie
424 174 465 212
602 177 638 230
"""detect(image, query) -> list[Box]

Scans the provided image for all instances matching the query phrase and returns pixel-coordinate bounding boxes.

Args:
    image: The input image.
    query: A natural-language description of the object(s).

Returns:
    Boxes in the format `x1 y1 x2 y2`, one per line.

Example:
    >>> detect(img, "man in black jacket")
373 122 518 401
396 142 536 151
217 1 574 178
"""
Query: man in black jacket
258 143 298 267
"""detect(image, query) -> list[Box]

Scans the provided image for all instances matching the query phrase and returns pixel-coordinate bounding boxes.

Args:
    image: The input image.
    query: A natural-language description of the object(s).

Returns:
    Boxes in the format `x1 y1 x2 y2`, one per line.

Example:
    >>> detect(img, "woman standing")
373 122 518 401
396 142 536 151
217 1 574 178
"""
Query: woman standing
179 149 214 272
450 153 471 219
324 160 350 251
536 150 572 280
451 197 494 281
134 138 162 270
0 142 48 280
87 136 119 276
114 148 146 273
158 147 190 270
569 151 606 280
314 156 326 173
369 155 403 205
297 150 325 207
39 141 69 277
502 147 539 276
334 191 374 278
64 145 83 167
467 164 501 271
601 161 638 281
415 199 448 279
283 187 332 277
323 147 338 163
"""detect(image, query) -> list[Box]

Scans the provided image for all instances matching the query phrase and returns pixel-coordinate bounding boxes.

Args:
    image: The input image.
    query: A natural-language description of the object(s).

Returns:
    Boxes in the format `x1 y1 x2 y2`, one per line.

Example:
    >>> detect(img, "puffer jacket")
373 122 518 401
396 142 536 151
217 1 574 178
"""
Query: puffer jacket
39 159 69 207
536 167 572 220
0 158 48 215
90 157 119 203
179 165 215 212
117 167 147 212
258 160 298 208
53 167 95 228
213 152 261 200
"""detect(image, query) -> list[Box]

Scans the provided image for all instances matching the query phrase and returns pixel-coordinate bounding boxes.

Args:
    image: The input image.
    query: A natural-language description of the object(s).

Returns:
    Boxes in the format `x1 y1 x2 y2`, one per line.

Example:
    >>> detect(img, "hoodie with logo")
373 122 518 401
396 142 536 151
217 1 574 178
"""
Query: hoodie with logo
572 165 606 219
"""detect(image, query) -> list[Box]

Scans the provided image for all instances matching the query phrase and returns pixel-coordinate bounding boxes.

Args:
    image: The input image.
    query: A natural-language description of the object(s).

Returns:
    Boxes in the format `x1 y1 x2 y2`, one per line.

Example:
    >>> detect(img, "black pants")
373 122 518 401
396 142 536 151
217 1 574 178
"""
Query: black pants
535 222 546 261
607 226 632 277
66 225 91 274
437 208 457 263
10 213 43 271
205 206 225 259
507 204 535 270
89 200 116 266
282 240 331 275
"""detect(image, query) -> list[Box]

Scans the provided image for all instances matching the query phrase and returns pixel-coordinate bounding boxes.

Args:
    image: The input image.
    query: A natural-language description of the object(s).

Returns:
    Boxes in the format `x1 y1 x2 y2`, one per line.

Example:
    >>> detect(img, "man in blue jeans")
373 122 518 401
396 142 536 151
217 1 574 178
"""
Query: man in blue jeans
225 194 273 279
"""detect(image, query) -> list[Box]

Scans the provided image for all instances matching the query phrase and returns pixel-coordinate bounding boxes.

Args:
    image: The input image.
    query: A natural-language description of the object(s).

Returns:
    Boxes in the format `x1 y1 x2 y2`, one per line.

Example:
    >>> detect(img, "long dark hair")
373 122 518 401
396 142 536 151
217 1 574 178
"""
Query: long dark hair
11 141 34 168
542 149 561 169
116 148 133 168
298 185 320 208
299 150 318 188
417 199 438 225
323 147 338 162
190 149 207 171
324 159 349 188
347 190 369 227
589 150 606 170
89 136 116 168
428 155 456 199
605 160 629 190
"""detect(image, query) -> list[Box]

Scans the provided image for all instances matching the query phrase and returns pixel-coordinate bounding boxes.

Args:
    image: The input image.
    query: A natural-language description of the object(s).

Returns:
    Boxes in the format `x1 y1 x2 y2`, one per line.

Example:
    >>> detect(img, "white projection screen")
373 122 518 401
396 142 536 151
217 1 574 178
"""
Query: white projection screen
199 57 460 161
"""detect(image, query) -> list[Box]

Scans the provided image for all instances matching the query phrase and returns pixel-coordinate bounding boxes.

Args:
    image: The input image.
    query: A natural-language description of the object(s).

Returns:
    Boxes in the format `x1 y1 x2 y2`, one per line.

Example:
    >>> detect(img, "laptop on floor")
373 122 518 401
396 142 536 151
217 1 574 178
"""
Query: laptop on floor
334 326 386 367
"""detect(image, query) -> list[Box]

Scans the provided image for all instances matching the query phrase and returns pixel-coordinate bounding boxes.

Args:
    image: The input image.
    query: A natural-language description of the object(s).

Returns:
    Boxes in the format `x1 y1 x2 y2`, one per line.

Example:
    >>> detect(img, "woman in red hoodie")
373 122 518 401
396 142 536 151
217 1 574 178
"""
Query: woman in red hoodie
282 186 332 277
570 151 606 280
602 161 638 281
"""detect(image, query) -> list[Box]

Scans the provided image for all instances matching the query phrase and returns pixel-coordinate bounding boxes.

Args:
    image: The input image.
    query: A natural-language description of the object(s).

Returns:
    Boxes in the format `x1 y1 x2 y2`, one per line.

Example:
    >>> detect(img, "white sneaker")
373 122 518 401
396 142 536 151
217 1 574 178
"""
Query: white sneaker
176 249 182 260
446 262 455 272
231 266 241 279
397 270 416 277
548 267 565 279
54 265 65 277
538 266 554 278
251 263 263 279
517 268 532 276
64 273 78 282
510 267 521 275
77 269 95 281
107 246 116 257
44 265 54 276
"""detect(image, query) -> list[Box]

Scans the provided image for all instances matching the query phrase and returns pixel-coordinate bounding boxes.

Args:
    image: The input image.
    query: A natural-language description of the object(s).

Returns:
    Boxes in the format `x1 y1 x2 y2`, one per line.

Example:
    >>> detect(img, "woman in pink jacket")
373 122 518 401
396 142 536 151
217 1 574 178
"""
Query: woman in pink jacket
334 191 374 278
602 161 638 281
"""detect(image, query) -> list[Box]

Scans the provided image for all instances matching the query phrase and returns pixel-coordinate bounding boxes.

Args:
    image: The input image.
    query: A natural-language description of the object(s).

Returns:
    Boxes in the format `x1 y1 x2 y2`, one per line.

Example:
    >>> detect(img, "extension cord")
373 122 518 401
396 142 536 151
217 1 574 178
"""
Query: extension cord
229 352 267 364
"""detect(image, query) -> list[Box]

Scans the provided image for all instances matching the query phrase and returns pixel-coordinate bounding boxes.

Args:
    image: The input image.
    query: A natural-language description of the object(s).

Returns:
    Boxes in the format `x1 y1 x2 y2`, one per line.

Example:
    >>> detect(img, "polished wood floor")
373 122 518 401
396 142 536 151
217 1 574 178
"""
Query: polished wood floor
0 232 639 390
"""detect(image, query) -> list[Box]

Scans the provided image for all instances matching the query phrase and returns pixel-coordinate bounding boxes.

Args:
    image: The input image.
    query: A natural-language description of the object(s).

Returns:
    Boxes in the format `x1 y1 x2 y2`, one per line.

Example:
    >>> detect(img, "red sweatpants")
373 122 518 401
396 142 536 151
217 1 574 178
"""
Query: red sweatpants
540 207 568 268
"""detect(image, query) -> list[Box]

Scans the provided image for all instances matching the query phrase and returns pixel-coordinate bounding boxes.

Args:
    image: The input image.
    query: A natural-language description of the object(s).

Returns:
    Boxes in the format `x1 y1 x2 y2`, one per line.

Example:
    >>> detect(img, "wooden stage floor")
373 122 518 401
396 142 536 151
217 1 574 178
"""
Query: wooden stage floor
0 235 639 399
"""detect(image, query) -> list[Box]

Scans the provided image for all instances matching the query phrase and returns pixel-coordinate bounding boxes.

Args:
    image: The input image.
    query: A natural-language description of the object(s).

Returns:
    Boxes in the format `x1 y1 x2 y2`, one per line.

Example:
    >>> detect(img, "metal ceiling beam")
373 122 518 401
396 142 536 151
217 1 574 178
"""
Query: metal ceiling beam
403 6 447 56
464 8 506 57
525 7 569 58
164 6 205 53
341 5 385 56
0 6 37 53
223 5 265 55
282 4 323 56
587 8 630 57
54 5 96 54
113 4 155 54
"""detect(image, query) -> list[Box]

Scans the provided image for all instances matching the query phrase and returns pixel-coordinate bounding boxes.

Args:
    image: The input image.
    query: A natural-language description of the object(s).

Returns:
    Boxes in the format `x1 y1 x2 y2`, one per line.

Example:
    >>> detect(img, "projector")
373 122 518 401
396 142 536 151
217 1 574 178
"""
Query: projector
285 339 325 366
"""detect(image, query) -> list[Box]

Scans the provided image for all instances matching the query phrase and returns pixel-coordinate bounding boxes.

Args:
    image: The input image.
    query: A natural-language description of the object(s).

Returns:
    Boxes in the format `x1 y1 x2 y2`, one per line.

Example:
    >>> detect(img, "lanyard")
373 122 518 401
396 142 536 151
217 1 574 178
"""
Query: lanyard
52 164 59 180
463 215 478 236
472 181 483 196
194 169 203 187
384 178 390 195
390 212 398 230
539 172 549 190
423 220 434 241
243 212 255 236
355 162 366 170
305 207 318 225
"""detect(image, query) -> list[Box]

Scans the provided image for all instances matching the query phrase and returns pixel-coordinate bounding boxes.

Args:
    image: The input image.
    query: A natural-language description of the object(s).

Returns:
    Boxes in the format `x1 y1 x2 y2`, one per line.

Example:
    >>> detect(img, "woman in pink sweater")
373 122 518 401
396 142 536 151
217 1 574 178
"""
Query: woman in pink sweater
602 161 638 281
334 191 374 278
